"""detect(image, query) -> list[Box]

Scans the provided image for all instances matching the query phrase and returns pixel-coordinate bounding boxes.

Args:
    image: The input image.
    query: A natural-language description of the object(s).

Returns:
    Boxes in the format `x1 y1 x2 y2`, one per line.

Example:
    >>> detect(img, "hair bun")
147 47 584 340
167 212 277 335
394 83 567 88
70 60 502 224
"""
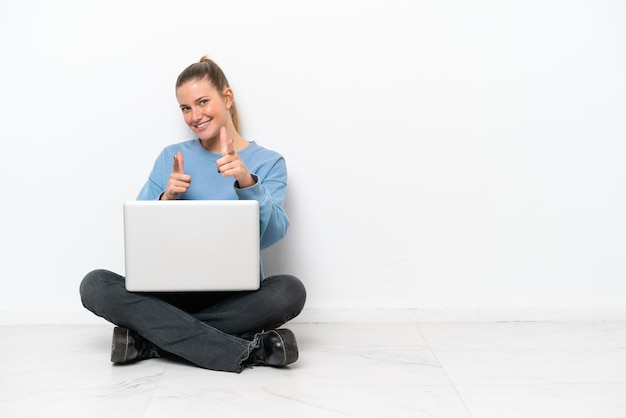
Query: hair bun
199 56 212 63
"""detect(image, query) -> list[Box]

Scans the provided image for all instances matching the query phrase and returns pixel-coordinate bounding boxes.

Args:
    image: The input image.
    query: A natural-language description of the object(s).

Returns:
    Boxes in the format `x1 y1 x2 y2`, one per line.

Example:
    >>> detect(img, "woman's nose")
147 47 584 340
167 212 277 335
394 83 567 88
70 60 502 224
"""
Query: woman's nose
191 107 202 121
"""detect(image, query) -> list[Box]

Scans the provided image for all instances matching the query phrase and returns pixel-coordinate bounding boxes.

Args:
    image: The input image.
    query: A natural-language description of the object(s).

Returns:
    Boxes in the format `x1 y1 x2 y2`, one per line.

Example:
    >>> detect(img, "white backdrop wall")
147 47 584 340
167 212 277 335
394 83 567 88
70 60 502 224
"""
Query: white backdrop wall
1 0 624 323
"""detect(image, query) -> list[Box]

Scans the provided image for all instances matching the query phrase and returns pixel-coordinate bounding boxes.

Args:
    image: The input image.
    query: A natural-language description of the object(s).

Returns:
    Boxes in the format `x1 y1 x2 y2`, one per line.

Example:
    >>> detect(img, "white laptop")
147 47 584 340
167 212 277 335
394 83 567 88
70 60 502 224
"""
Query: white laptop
123 200 260 292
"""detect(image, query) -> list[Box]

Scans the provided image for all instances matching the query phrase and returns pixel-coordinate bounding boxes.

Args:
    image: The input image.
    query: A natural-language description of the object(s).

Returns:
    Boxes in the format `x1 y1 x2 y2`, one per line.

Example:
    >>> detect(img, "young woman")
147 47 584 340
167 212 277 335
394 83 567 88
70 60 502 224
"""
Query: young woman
79 56 306 373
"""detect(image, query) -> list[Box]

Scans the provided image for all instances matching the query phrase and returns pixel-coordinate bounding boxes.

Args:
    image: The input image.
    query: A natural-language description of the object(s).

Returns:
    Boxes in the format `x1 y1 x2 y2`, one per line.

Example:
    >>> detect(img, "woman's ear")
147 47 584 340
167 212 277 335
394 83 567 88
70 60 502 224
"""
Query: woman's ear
222 87 234 109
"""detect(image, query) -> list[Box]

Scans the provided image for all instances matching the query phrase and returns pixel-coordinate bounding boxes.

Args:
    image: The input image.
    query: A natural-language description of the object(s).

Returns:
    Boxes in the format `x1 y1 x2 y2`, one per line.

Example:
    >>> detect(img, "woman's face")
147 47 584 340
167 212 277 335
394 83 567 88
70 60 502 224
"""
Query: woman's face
176 79 232 142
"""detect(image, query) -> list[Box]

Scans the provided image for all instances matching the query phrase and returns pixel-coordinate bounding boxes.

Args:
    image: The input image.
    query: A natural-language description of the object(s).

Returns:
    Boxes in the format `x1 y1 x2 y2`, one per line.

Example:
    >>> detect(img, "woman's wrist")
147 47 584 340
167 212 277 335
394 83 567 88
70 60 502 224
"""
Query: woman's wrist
236 174 256 189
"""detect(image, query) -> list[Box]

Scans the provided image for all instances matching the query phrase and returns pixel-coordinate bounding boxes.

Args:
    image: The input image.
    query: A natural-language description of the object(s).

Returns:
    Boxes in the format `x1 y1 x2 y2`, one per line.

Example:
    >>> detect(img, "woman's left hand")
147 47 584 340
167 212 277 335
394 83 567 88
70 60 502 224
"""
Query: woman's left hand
216 126 256 188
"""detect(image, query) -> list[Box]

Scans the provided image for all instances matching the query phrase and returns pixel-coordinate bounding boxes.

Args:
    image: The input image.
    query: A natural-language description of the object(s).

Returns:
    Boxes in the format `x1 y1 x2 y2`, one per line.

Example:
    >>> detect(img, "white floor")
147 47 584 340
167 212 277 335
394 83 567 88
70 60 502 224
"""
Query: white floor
1 321 625 418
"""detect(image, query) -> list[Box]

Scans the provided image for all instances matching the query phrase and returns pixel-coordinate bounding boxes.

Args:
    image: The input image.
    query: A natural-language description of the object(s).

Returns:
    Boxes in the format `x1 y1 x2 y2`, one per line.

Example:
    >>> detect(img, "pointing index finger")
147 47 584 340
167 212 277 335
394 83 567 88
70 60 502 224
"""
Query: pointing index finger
220 126 235 156
173 151 184 173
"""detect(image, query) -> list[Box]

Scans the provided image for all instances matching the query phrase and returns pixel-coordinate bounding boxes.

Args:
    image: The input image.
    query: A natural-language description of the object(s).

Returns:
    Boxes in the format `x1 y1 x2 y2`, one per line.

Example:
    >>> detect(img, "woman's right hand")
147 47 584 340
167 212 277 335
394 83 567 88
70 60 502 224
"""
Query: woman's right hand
161 151 191 200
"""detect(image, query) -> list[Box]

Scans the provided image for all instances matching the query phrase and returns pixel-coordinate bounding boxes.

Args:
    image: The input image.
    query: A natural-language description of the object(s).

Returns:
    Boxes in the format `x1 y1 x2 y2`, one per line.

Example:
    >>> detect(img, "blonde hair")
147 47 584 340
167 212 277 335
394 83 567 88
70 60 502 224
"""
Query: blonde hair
176 56 240 132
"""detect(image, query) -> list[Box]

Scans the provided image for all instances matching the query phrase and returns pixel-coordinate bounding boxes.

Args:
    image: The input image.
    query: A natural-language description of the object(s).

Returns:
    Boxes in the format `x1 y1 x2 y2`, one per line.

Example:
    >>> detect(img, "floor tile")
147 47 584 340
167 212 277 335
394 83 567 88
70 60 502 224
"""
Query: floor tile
145 375 471 417
418 322 626 350
0 325 166 418
289 322 451 387
290 322 429 351
456 383 626 418
432 348 626 385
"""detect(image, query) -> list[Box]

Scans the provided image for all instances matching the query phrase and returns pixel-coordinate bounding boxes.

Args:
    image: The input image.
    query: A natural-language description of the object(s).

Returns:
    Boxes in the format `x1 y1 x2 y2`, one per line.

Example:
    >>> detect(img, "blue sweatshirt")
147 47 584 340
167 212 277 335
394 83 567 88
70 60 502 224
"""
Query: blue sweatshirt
136 139 290 253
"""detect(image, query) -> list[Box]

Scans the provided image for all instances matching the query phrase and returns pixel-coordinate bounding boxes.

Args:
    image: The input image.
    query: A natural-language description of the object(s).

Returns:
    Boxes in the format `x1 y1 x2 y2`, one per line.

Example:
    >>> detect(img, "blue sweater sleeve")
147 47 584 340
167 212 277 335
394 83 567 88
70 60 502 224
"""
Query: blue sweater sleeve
136 149 169 201
236 156 290 250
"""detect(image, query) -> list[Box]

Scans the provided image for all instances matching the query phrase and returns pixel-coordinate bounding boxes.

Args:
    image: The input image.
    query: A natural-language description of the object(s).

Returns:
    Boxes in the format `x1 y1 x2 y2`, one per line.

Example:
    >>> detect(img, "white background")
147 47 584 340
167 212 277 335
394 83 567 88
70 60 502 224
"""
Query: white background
1 0 624 322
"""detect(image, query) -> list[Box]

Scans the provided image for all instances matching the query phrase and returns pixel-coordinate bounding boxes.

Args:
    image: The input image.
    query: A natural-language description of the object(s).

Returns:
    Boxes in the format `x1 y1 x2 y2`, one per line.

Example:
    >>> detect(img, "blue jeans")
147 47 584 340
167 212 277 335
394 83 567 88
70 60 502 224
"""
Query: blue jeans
79 269 306 373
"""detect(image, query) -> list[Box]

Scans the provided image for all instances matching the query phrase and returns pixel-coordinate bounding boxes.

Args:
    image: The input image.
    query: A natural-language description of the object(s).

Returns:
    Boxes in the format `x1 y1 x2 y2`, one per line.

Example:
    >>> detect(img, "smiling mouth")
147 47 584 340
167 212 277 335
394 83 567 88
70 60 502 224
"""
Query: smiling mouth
194 118 212 130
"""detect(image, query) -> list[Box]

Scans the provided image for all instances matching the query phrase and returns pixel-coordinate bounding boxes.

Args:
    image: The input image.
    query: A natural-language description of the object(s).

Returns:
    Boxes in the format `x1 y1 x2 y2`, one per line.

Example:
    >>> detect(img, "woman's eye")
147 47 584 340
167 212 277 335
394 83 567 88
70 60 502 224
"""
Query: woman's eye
199 99 208 106
181 107 190 113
